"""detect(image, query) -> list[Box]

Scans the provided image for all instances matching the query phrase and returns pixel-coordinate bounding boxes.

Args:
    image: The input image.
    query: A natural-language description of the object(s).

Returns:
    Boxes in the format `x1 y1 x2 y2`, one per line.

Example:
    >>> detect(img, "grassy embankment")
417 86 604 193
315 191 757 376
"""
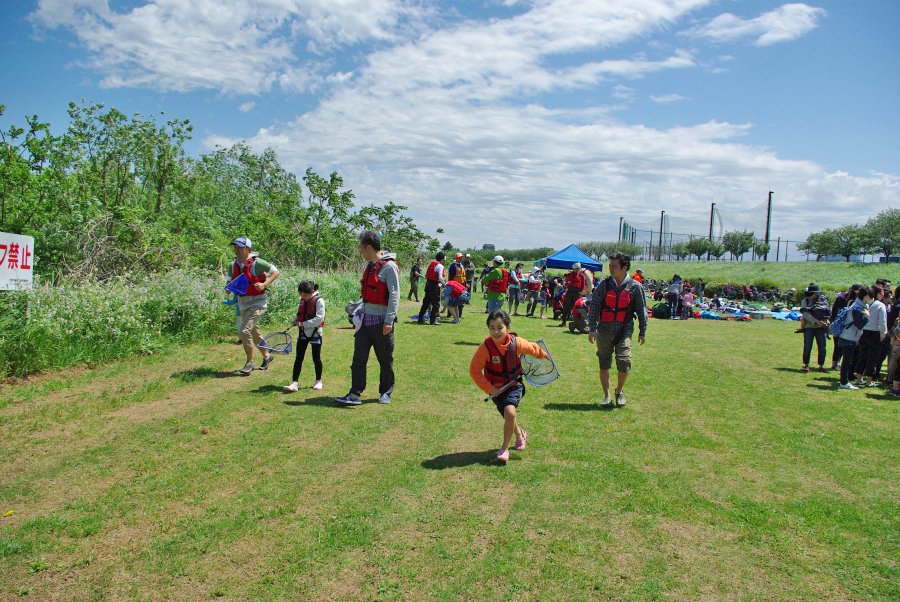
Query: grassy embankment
1 289 898 600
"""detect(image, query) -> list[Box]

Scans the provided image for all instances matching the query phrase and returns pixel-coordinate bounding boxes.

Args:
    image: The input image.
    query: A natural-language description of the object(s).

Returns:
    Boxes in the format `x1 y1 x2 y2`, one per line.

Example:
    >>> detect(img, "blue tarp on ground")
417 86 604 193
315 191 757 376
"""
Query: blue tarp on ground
772 311 801 321
533 244 603 273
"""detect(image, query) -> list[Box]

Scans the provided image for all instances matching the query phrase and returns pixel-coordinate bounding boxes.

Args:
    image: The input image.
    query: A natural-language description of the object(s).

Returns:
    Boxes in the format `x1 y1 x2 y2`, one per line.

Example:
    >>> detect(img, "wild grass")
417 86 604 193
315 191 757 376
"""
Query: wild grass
1 297 898 600
0 269 361 378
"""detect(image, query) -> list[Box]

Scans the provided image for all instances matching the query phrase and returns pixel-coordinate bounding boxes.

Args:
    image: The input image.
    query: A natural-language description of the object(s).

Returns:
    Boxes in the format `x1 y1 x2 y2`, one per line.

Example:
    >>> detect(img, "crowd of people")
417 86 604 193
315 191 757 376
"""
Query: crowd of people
226 233 895 463
226 235 649 463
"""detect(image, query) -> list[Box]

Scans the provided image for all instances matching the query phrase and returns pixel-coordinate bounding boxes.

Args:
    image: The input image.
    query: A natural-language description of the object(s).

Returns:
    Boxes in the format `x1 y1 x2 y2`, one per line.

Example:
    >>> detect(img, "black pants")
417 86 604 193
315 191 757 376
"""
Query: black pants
856 330 883 377
875 336 891 379
351 321 394 396
561 288 581 323
802 327 827 367
840 344 859 385
832 343 844 366
418 281 441 324
292 338 322 381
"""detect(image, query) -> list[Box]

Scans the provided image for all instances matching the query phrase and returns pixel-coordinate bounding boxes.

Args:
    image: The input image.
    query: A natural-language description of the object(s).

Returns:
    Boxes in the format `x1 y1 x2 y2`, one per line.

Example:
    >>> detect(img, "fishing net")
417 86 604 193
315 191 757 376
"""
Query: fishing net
257 331 293 354
225 274 249 296
520 339 560 386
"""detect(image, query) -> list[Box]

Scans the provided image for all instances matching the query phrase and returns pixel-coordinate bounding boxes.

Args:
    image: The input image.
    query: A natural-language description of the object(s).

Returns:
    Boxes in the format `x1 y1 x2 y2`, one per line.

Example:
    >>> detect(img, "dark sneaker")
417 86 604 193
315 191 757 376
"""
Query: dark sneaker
335 393 361 405
615 391 627 407
259 355 273 370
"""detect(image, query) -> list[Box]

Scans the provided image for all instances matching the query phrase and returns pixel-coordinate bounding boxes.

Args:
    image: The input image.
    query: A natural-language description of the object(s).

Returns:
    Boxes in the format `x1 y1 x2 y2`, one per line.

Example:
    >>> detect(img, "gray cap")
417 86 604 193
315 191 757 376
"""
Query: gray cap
230 237 252 248
571 262 581 269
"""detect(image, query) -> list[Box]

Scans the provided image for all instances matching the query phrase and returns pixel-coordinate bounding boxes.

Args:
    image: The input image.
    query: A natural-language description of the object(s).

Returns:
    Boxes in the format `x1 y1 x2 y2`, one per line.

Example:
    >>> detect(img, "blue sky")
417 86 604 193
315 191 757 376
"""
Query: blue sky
2 0 898 251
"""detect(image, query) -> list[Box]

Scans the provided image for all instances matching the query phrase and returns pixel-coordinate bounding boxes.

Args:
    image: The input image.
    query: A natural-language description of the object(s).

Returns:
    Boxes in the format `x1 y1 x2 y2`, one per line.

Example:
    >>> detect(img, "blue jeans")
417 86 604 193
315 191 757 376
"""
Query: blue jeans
487 299 504 313
802 327 827 367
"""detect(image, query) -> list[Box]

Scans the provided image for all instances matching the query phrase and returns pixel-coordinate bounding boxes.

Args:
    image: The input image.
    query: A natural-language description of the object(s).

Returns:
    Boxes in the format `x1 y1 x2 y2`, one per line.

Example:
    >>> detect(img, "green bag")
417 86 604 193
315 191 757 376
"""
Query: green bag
652 302 670 319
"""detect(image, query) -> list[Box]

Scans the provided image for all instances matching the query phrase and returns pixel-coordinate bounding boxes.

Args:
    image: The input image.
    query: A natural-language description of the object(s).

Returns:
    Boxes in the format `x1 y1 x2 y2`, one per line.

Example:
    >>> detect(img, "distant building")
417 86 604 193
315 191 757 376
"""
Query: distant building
482 244 495 250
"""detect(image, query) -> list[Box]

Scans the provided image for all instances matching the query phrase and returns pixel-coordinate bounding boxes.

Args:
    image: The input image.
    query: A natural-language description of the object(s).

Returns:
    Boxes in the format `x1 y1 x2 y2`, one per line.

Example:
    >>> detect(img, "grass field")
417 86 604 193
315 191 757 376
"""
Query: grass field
1 297 899 600
625 260 894 293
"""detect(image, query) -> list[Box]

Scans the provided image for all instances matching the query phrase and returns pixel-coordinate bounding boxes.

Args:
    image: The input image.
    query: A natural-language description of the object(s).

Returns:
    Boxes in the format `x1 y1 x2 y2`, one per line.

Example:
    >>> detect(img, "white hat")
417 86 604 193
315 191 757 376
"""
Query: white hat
230 237 252 248
493 255 504 263
571 262 581 269
532 266 541 273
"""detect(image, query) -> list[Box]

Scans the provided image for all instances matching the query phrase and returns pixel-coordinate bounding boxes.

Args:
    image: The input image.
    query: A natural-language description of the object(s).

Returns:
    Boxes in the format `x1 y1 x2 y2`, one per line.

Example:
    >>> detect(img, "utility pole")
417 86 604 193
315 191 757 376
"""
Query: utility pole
618 217 624 241
658 211 665 260
764 190 773 261
707 202 716 261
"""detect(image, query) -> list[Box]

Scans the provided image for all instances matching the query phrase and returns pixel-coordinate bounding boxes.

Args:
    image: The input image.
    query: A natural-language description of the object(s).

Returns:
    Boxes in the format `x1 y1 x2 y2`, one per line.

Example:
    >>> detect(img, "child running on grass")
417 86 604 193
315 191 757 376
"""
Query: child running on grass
284 280 326 392
469 310 549 464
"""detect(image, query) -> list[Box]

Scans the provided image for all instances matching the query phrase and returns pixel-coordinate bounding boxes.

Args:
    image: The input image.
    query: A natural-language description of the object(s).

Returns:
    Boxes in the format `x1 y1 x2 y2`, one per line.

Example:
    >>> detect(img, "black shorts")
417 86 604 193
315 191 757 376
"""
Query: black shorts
492 381 525 416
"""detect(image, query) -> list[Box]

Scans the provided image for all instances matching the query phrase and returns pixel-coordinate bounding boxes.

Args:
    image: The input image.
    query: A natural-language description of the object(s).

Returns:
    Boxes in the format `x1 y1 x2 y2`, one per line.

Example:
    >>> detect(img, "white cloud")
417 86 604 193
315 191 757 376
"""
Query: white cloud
238 101 256 112
651 93 688 103
613 84 636 101
30 0 427 94
684 3 826 46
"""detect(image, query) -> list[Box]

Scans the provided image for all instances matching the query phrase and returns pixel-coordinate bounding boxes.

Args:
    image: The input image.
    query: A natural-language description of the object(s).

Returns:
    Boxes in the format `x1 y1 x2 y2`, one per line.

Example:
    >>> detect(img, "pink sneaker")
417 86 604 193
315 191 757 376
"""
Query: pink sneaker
514 430 527 450
313 381 323 390
496 449 510 463
283 382 298 392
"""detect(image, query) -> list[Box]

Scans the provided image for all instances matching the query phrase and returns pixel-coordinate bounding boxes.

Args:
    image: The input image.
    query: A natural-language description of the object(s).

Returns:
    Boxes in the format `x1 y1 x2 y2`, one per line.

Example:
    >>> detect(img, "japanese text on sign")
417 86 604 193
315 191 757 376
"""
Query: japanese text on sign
0 232 35 290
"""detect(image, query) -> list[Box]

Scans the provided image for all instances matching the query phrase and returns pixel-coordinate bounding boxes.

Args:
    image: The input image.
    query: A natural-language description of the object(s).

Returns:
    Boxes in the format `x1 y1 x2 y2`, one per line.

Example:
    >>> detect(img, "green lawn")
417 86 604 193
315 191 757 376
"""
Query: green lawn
629 260 894 292
1 298 898 600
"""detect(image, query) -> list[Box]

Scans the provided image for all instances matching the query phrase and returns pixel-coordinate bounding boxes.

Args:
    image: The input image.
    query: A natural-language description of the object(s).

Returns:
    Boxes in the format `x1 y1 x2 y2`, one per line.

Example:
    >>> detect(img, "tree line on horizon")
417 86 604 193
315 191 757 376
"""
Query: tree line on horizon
797 208 900 262
0 101 440 281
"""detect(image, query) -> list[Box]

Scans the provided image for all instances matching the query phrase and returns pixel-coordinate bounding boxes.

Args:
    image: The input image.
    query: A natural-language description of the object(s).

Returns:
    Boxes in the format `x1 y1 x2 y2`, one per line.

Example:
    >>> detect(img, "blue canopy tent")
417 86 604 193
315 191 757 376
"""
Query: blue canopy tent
533 244 603 273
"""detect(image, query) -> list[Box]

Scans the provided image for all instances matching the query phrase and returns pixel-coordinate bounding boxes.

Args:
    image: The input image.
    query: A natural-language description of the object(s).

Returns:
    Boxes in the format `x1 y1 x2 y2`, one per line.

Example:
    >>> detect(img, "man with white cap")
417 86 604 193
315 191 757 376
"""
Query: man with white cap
229 237 280 374
463 254 476 294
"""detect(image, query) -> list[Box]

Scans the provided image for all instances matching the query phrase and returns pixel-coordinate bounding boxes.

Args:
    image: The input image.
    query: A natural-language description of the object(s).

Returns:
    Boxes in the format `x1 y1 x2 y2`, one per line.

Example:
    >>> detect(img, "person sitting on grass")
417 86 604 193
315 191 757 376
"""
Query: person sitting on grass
469 310 549 464
283 280 325 393
569 296 590 334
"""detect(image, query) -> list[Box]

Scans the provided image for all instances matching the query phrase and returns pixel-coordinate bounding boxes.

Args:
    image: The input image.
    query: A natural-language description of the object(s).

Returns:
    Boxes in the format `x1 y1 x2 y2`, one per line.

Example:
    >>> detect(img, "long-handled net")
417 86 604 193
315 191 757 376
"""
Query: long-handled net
520 339 560 386
484 339 560 401
257 330 293 354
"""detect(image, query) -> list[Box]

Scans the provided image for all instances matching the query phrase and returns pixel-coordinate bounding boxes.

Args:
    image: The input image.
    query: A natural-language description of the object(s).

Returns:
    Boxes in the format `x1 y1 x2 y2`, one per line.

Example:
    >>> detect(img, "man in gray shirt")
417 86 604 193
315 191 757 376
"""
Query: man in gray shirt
336 230 400 405
587 252 647 408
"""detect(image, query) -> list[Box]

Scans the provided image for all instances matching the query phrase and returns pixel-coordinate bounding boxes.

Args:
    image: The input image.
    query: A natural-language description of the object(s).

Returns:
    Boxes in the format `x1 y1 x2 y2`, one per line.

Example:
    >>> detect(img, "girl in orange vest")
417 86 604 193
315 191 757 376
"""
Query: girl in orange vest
469 310 549 464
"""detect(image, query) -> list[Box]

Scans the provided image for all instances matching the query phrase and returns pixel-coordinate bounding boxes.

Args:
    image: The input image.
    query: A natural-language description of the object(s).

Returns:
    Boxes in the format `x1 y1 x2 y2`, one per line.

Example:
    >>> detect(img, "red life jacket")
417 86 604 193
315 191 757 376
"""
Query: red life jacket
361 257 396 305
297 293 324 327
483 335 522 388
486 268 509 293
565 269 586 290
600 283 632 323
231 257 266 296
446 279 466 298
573 296 587 319
425 261 441 282
526 276 541 291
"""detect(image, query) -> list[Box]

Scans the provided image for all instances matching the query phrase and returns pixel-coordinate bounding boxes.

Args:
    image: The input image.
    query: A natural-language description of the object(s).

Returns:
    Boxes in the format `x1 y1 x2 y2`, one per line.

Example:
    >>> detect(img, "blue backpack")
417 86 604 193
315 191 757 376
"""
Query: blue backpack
830 307 851 337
